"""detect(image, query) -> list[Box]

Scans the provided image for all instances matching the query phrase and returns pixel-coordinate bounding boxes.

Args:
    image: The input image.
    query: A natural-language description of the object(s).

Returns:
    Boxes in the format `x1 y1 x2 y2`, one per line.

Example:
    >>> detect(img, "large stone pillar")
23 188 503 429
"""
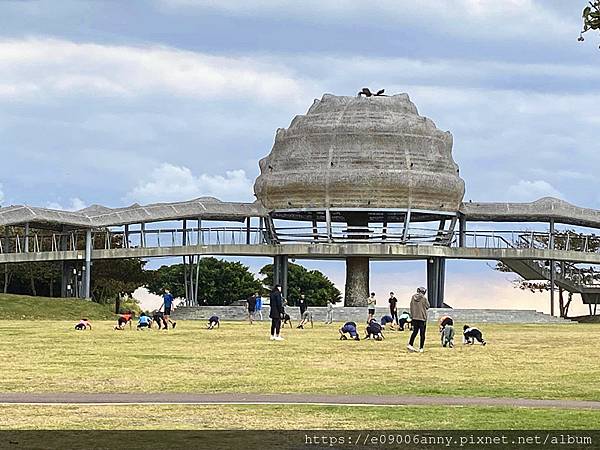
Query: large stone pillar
344 211 370 306
345 257 369 306
273 255 288 301
427 257 446 308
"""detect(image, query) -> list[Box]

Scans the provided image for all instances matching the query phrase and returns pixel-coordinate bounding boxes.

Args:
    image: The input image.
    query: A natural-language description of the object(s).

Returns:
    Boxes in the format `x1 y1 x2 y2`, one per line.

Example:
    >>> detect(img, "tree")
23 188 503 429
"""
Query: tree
259 262 342 306
91 259 149 304
579 1 600 46
146 257 263 305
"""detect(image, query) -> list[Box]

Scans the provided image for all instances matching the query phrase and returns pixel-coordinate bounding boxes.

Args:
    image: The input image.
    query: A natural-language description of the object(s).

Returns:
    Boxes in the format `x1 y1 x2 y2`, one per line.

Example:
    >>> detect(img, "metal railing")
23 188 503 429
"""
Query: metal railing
1 226 600 257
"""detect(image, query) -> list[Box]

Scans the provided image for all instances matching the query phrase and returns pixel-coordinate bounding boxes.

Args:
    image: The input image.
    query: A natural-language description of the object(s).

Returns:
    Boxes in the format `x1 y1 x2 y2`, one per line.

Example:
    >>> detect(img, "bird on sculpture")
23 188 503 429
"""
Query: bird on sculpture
358 88 386 97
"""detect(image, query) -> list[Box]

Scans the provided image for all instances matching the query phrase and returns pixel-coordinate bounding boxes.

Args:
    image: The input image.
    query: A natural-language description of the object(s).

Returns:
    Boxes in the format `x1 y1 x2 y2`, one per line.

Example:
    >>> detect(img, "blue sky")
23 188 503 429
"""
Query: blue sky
1 0 599 313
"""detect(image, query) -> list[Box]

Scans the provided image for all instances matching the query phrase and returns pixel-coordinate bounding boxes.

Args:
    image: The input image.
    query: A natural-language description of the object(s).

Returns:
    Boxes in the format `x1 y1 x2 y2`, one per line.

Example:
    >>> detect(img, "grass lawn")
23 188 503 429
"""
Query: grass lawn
0 294 115 320
2 404 600 429
1 319 599 429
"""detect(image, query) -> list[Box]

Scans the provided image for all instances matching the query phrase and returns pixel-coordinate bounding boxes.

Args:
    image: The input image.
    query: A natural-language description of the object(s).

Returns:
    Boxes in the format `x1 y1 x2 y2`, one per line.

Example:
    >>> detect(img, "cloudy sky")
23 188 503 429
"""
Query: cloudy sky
1 0 598 314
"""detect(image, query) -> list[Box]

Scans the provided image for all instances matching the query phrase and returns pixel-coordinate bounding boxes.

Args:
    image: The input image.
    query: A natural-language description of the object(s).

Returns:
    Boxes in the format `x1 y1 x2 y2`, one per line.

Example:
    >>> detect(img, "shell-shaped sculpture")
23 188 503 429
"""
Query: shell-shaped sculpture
254 93 465 213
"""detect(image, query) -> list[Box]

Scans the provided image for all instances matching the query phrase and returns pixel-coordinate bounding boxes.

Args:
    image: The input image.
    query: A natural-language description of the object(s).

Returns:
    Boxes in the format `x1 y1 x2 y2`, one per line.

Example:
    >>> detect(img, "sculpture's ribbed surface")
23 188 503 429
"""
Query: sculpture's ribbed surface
254 93 465 213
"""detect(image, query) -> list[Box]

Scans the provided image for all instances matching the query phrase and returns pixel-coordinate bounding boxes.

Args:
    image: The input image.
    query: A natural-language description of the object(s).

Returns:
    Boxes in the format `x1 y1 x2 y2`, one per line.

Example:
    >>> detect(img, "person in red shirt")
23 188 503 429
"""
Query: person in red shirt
114 311 133 330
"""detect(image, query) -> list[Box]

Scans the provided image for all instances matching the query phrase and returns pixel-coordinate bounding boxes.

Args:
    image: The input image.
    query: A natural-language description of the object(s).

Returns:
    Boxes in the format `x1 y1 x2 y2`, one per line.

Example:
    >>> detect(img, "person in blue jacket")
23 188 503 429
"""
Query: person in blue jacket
161 289 177 330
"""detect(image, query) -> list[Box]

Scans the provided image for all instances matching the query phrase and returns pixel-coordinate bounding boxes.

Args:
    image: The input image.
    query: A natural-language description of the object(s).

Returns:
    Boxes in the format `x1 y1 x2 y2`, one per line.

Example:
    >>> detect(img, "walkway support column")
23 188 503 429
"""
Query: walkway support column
549 219 555 316
273 255 288 301
343 212 370 306
24 223 29 253
437 258 446 307
427 258 438 308
84 229 92 299
458 214 466 247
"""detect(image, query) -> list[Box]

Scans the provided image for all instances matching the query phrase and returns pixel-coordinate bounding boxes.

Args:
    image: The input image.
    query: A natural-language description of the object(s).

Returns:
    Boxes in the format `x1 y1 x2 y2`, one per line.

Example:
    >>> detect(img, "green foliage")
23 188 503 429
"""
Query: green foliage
579 1 600 46
259 262 342 306
91 259 149 304
146 257 263 305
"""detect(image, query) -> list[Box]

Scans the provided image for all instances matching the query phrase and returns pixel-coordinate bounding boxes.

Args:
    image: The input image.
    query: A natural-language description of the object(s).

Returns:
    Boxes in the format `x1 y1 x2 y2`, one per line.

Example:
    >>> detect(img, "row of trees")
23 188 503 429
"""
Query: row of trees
1 257 341 307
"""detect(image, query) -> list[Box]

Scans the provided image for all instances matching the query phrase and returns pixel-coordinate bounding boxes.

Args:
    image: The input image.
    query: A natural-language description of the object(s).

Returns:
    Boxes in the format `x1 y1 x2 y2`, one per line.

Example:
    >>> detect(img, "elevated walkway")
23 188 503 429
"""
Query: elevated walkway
173 306 572 324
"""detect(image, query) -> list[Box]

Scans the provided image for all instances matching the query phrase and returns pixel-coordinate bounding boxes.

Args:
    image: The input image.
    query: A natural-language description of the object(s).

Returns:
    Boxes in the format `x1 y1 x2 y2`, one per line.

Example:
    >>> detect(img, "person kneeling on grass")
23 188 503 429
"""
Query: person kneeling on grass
297 310 313 329
439 315 454 348
398 311 412 331
75 318 92 330
365 319 384 341
207 315 220 330
137 312 152 330
463 325 487 346
380 315 394 330
114 311 133 330
339 321 360 341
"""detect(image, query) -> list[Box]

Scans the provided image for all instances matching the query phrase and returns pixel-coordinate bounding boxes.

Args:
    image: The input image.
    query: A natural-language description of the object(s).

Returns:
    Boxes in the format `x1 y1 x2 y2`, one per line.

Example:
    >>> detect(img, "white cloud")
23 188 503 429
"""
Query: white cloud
505 180 564 202
159 0 573 40
46 197 86 211
0 38 313 105
126 163 254 203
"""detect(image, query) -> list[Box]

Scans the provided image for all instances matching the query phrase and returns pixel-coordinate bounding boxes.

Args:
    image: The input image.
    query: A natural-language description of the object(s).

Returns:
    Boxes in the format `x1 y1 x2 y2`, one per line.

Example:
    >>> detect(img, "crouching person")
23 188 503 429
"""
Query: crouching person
380 315 395 330
339 321 360 341
207 315 220 330
463 325 487 346
75 318 92 330
365 319 384 341
398 311 412 331
137 312 152 330
439 315 454 348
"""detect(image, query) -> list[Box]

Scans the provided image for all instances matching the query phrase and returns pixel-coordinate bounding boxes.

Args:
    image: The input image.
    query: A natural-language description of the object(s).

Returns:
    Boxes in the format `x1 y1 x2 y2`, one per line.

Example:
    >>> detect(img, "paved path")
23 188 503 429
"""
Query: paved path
1 393 599 410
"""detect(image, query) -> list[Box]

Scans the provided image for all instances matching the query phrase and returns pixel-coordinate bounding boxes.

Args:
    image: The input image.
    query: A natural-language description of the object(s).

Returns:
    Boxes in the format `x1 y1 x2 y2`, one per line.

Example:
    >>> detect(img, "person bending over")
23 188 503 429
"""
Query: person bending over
380 314 394 330
75 318 92 330
137 312 152 330
207 315 220 330
463 325 487 346
297 311 313 329
114 311 133 330
152 310 167 330
439 316 455 348
339 321 360 341
365 319 384 341
398 311 412 331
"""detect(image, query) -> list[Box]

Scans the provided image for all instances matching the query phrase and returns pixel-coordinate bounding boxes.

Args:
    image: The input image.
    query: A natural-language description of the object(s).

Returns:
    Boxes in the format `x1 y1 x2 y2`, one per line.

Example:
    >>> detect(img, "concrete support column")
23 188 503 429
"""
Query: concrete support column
273 255 288 301
458 214 466 247
84 229 92 299
427 257 446 308
549 219 555 316
343 211 370 306
437 258 446 307
344 257 369 306
427 258 438 307
24 223 29 253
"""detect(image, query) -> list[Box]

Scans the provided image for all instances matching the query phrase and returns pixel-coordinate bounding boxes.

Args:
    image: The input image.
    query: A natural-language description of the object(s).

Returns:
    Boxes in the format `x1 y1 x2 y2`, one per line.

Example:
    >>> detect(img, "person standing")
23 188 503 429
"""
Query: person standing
407 287 429 353
161 289 177 330
298 294 308 315
255 293 263 321
246 293 257 324
367 292 377 323
388 292 399 324
269 285 285 341
325 300 334 324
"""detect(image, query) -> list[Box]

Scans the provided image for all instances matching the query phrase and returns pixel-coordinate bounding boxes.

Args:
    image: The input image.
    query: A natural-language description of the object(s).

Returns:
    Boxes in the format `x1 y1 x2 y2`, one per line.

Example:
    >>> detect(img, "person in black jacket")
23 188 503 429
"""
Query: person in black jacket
269 285 285 341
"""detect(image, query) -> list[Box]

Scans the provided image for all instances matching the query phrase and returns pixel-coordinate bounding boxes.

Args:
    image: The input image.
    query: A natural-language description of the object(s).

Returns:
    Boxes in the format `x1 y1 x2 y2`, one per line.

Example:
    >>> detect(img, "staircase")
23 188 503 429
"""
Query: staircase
501 259 600 305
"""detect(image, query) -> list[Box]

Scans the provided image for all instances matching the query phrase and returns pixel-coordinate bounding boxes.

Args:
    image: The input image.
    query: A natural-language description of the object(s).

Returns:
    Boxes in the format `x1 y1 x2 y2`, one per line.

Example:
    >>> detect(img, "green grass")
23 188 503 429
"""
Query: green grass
1 320 599 401
1 405 599 430
0 294 115 320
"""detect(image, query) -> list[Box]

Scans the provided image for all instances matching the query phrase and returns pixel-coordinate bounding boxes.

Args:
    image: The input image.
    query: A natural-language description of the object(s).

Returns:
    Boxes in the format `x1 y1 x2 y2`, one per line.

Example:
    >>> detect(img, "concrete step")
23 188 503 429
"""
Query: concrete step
172 306 573 324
